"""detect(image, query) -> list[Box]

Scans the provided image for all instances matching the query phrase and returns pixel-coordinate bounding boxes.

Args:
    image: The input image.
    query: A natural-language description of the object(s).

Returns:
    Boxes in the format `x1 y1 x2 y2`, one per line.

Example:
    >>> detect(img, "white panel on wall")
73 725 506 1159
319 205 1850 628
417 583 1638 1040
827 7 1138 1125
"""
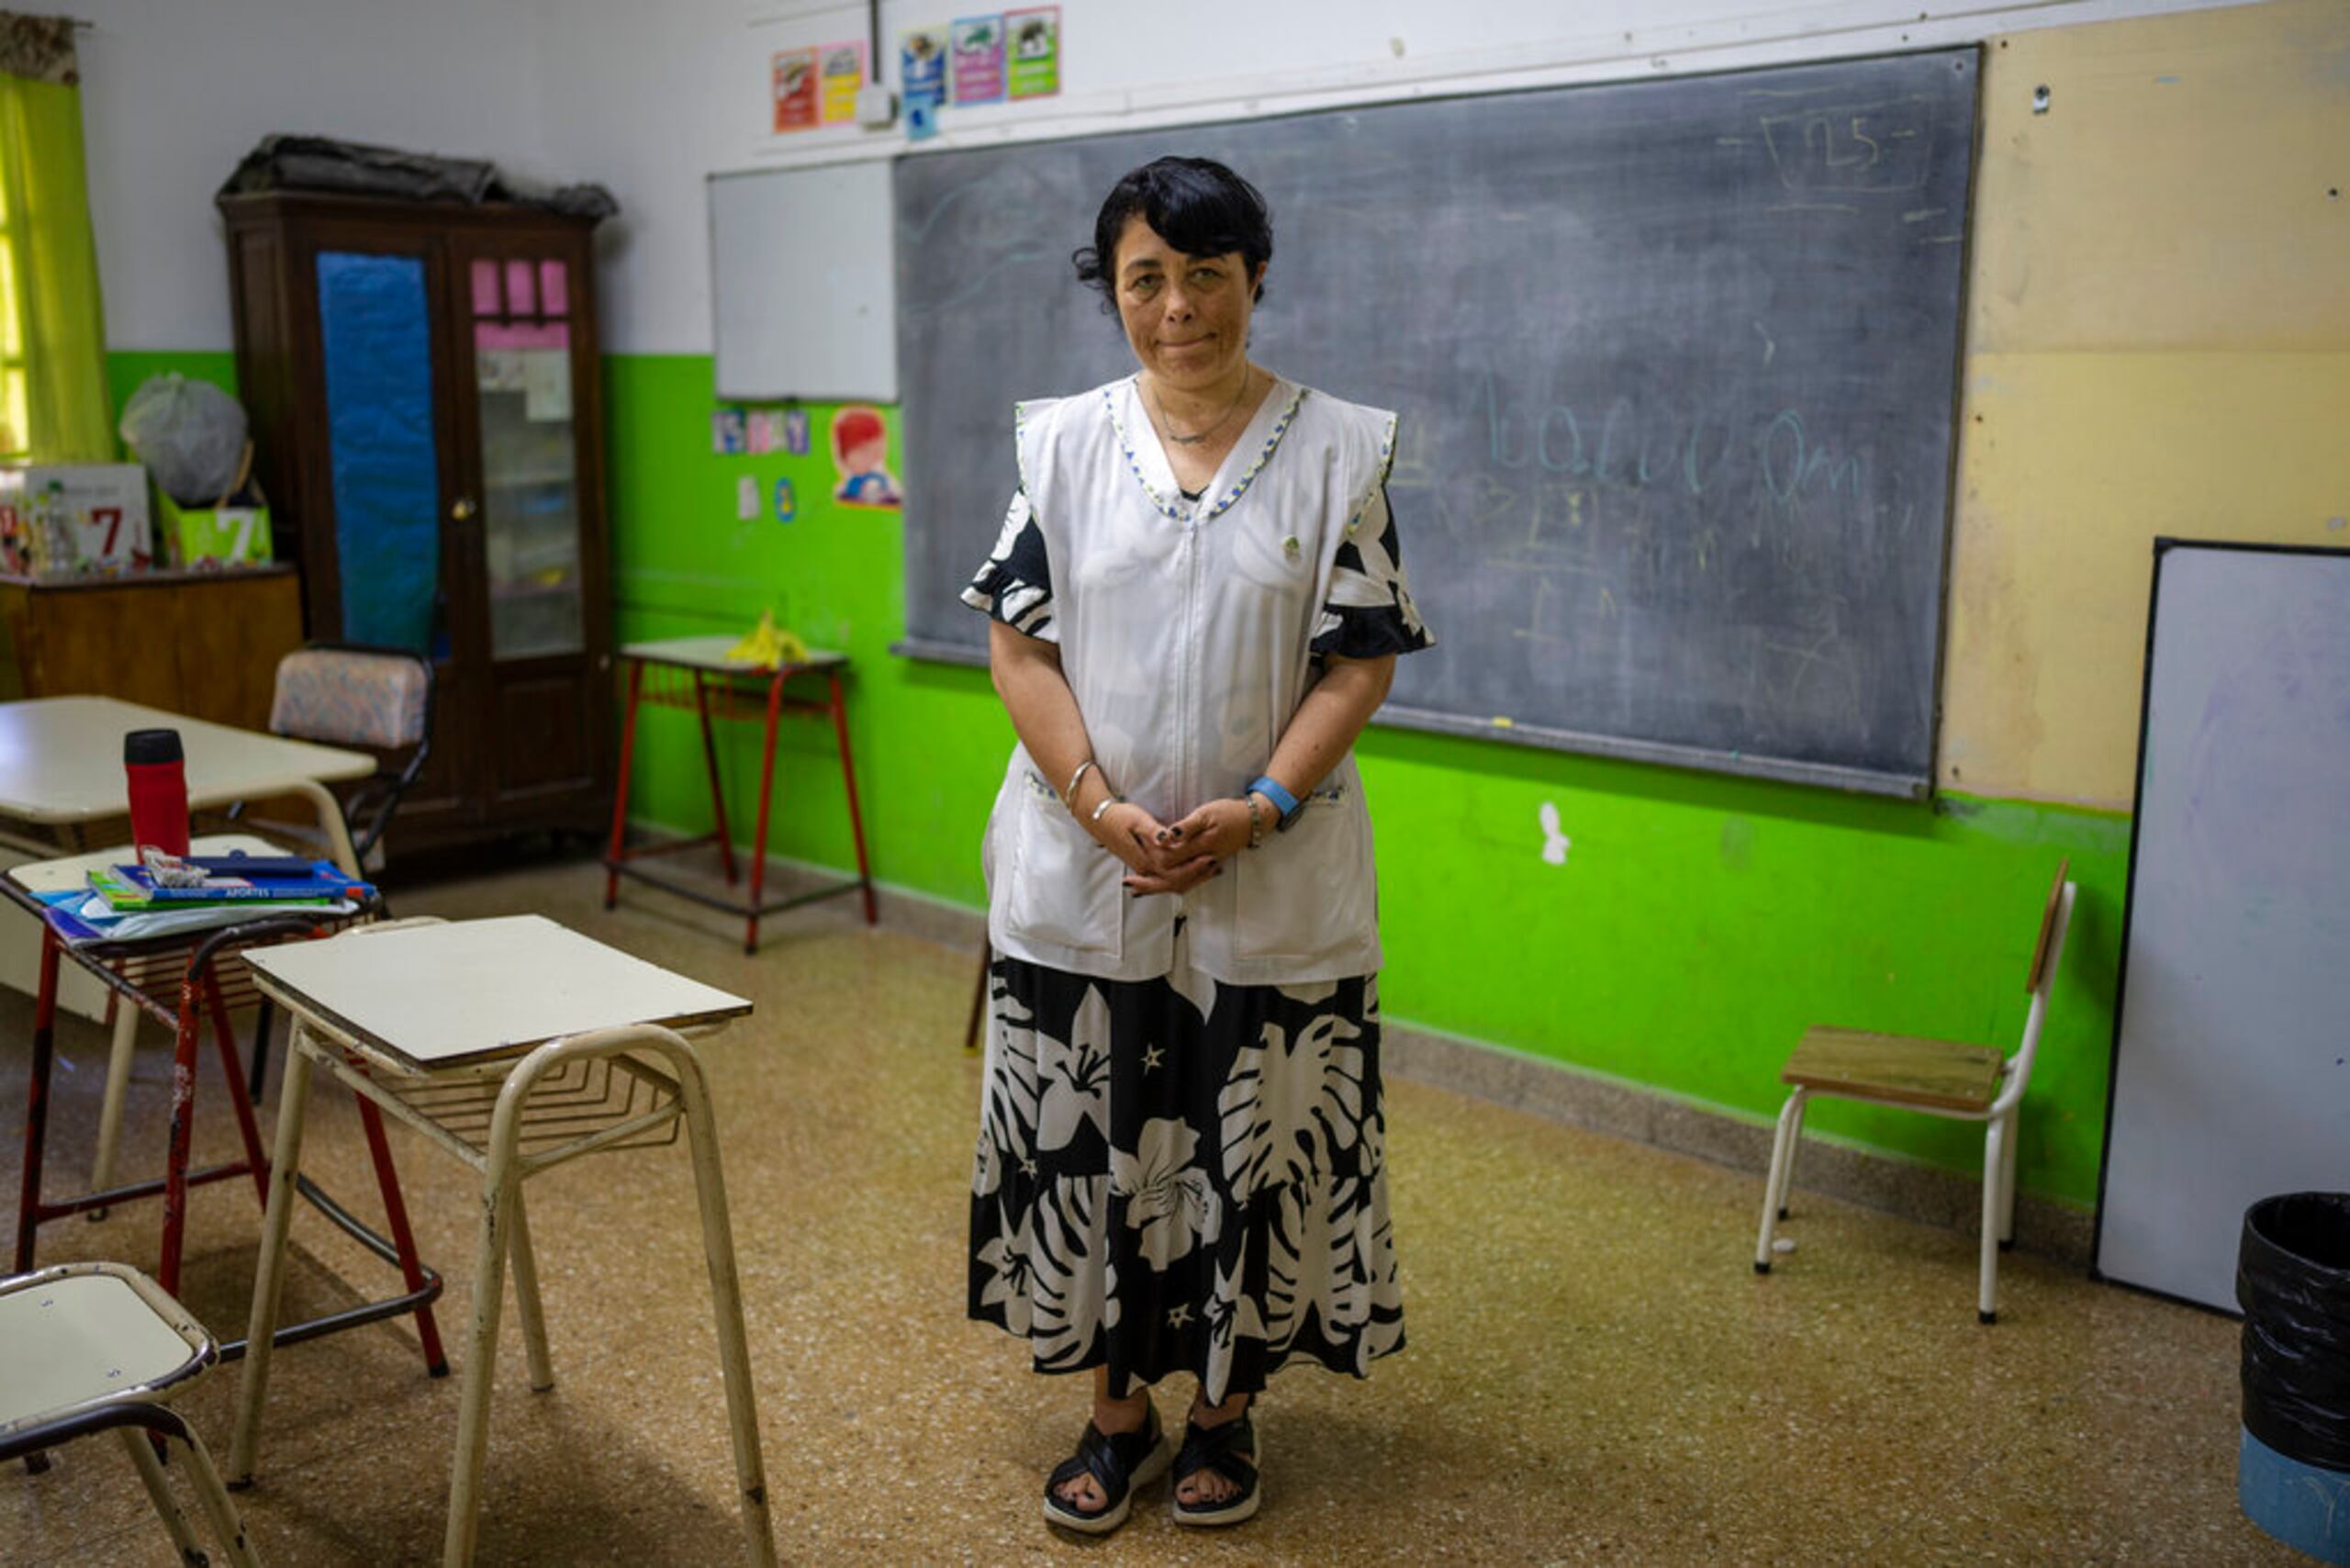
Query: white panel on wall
709 159 897 399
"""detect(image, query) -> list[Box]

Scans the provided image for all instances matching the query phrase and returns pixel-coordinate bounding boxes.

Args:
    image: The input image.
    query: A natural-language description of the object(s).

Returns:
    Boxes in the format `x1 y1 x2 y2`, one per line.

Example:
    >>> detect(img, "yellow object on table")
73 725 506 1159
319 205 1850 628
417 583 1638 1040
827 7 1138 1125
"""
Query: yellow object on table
725 610 809 667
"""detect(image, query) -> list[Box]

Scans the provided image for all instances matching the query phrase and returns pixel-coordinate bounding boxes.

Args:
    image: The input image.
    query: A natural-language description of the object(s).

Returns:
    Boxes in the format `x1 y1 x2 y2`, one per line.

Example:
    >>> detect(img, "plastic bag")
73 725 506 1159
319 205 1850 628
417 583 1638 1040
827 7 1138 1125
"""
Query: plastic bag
118 375 249 505
2238 1192 2350 1472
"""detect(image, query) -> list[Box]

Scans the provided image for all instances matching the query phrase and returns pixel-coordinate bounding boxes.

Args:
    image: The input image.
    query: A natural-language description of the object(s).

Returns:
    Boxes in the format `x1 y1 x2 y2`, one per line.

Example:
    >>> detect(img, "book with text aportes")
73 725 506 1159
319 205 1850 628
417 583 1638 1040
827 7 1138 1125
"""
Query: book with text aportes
88 859 374 912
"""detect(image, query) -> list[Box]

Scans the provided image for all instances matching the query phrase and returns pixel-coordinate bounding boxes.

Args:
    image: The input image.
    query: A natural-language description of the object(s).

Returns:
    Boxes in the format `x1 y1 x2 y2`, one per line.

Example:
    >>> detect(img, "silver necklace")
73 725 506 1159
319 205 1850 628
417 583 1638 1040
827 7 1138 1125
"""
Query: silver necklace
1147 369 1251 446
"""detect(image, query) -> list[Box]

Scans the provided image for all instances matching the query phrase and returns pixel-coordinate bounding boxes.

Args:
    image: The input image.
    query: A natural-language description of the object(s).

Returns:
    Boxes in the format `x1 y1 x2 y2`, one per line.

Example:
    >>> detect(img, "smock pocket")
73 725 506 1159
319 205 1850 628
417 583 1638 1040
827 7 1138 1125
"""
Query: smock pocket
1004 769 1124 958
1235 779 1373 962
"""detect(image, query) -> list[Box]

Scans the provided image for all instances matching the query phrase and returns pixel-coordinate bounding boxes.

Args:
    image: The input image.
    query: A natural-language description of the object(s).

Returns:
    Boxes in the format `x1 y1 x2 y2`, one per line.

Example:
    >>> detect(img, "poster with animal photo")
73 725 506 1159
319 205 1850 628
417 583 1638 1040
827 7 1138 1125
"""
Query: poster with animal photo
1005 7 1058 99
901 27 947 140
950 15 1004 105
772 49 818 133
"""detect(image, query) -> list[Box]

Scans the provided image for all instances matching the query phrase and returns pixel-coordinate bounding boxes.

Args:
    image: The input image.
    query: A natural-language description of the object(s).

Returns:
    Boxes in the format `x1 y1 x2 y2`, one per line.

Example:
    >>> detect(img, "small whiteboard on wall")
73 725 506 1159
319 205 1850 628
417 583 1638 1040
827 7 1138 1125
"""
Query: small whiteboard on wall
2095 540 2350 1313
709 159 896 401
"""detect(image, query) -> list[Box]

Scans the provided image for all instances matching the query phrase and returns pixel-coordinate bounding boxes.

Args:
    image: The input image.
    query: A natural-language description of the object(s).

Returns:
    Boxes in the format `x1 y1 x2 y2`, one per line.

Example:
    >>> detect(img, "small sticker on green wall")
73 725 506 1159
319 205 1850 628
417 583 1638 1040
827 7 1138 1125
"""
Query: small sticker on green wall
1539 801 1571 866
775 476 797 523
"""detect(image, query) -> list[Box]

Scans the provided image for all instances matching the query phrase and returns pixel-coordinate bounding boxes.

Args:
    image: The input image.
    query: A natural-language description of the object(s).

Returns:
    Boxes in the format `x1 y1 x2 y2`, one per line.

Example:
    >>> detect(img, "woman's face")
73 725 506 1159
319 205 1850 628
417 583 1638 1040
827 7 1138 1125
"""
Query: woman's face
1111 214 1262 394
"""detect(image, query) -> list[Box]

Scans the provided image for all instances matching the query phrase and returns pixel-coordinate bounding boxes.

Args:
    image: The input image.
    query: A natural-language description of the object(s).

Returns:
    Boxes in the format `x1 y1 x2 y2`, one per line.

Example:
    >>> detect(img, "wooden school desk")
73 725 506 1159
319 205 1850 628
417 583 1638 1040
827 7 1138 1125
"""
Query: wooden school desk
603 635 875 951
5 834 446 1369
229 914 775 1567
0 694 374 874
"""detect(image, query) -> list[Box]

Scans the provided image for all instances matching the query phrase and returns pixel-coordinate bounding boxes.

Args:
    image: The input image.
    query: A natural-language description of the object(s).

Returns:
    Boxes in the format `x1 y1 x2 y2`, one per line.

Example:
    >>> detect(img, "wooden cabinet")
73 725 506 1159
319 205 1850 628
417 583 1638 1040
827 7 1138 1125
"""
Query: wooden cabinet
0 566 303 729
219 192 613 854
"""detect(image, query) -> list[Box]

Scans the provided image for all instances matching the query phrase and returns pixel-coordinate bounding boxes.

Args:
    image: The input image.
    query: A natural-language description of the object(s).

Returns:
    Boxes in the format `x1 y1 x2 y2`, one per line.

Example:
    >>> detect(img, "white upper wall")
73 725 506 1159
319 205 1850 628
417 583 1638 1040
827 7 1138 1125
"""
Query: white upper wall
78 0 553 353
79 0 2257 356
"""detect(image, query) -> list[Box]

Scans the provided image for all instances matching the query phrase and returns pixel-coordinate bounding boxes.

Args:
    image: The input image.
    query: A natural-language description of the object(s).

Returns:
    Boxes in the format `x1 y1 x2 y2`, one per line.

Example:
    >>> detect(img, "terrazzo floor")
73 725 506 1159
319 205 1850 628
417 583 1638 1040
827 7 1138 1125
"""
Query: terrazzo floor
0 855 2294 1565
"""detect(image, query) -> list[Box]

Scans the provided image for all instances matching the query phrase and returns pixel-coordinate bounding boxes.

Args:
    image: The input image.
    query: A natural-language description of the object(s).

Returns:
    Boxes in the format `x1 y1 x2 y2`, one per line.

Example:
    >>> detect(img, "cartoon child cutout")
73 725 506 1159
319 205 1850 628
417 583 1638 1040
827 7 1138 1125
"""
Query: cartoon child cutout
831 406 902 508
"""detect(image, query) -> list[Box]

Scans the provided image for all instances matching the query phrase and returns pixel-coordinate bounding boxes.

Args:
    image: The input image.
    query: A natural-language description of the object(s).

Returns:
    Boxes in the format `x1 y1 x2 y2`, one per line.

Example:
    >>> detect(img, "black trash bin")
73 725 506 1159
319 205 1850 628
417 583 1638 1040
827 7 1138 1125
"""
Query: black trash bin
2238 1192 2350 1563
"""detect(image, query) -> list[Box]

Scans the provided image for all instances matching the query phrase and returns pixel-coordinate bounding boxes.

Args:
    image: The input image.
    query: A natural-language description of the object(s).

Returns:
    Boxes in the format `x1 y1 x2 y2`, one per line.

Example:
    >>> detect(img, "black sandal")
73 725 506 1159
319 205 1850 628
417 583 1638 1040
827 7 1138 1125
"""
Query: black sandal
1042 1402 1170 1534
1170 1408 1260 1527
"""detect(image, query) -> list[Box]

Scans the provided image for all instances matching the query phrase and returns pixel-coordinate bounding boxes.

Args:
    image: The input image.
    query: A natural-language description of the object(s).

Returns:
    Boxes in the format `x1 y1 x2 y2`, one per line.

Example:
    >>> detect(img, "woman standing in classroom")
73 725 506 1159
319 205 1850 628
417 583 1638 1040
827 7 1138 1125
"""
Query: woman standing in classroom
962 155 1433 1533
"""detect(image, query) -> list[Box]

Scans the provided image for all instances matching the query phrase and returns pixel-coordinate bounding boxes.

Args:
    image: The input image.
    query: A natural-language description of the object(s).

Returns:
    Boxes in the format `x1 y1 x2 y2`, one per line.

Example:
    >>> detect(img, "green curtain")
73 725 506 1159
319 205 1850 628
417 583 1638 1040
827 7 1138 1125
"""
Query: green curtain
0 14 111 461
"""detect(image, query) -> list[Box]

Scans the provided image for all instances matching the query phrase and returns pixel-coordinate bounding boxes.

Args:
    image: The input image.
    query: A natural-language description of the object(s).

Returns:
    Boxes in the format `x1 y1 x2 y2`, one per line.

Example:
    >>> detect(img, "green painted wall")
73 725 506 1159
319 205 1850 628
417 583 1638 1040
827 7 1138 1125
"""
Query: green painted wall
113 347 2132 1211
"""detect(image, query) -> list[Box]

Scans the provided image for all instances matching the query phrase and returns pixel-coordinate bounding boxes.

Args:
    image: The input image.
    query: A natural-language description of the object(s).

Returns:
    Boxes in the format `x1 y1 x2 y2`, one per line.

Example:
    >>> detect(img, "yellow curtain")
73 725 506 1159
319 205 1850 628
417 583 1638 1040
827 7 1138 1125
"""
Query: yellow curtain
0 14 111 461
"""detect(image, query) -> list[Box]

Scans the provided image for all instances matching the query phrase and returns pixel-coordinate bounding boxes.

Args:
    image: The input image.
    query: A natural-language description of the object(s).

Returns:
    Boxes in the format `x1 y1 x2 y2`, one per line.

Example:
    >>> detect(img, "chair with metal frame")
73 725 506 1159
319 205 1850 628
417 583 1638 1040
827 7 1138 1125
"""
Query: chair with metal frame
247 641 437 874
225 642 434 1108
1751 859 2076 1324
0 1260 263 1567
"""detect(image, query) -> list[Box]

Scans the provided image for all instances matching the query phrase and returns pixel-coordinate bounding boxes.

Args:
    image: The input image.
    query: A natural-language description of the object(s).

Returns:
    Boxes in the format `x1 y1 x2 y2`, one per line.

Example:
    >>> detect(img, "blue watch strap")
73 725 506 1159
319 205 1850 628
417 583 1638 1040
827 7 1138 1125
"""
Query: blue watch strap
1248 775 1301 824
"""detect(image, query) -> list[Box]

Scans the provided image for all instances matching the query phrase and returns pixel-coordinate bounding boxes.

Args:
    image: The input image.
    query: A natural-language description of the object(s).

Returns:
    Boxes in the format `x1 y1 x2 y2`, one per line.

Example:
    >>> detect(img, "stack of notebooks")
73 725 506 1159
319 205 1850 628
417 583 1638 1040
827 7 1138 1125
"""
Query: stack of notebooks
43 853 375 946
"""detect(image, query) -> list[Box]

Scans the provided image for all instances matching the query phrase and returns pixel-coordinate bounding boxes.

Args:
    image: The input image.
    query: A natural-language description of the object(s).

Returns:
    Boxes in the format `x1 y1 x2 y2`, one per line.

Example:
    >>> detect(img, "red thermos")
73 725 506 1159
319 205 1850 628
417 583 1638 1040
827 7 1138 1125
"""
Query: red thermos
124 728 190 858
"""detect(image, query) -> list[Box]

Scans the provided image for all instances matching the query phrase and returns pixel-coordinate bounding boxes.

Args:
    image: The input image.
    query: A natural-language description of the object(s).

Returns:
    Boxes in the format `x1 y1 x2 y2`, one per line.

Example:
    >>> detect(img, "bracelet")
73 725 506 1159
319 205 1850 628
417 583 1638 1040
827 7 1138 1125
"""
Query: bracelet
1243 792 1266 849
1091 793 1125 824
1061 758 1096 812
1248 774 1301 826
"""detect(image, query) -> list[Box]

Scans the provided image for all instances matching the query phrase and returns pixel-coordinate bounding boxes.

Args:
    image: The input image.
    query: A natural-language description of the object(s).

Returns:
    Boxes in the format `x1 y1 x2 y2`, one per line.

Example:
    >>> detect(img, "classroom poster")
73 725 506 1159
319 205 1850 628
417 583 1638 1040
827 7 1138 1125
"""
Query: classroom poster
819 41 865 125
774 476 798 524
772 49 818 132
901 27 948 140
951 16 1004 105
830 406 901 509
746 409 783 454
713 408 747 454
782 409 811 455
1005 7 1058 98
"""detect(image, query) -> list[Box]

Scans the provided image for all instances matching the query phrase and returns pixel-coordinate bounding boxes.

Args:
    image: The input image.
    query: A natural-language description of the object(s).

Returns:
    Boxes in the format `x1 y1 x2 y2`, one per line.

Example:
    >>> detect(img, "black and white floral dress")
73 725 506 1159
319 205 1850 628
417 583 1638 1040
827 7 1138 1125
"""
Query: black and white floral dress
962 375 1431 1404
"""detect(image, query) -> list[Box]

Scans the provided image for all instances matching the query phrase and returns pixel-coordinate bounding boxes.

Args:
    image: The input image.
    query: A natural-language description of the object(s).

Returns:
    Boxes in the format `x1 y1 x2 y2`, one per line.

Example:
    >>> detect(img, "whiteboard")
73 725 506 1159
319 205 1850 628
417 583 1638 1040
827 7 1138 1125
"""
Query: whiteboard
709 160 897 401
2096 541 2350 1312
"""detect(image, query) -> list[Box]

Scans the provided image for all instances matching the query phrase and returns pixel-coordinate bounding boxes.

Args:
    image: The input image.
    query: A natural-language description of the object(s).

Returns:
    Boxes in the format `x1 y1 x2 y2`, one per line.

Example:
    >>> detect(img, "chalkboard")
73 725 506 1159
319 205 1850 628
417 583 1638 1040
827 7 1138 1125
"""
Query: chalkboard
2095 541 2350 1313
894 50 1980 795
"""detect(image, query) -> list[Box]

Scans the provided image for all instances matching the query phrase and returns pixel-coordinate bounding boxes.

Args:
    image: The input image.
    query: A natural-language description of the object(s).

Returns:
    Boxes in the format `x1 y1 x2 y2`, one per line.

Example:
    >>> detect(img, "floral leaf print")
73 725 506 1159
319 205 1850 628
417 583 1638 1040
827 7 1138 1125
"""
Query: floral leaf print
1110 1116 1224 1270
972 978 1040 1197
1035 983 1112 1152
973 1211 1034 1323
1217 1008 1367 1194
1022 1177 1111 1371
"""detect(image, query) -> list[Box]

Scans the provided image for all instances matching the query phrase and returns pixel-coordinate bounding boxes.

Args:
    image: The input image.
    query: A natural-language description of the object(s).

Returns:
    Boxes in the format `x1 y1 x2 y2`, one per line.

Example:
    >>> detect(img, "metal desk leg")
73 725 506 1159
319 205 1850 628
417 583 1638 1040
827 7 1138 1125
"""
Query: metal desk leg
14 929 61 1273
228 1034 319 1485
119 1425 208 1562
86 1005 140 1210
826 670 878 926
666 1036 778 1566
353 1095 451 1376
695 670 740 887
506 1184 555 1394
282 778 361 879
442 1063 532 1567
744 671 787 955
605 659 646 912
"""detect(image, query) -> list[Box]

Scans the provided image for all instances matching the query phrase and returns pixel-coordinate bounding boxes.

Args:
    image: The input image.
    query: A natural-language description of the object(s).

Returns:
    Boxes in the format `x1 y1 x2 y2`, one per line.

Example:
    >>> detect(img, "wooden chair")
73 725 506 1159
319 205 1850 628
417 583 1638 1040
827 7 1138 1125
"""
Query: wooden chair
1752 859 2075 1323
0 1260 263 1566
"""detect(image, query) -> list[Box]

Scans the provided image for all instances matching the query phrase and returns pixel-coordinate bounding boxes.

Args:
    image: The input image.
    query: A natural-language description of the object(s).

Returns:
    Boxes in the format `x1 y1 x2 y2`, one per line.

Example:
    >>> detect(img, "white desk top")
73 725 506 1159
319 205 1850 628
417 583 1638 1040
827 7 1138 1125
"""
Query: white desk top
0 696 375 825
244 914 754 1072
619 634 846 675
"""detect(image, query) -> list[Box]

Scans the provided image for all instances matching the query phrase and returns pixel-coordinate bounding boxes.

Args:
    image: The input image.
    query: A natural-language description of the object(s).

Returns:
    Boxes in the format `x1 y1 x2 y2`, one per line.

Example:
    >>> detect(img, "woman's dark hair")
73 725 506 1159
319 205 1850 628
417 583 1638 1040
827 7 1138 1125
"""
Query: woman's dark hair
1072 157 1272 309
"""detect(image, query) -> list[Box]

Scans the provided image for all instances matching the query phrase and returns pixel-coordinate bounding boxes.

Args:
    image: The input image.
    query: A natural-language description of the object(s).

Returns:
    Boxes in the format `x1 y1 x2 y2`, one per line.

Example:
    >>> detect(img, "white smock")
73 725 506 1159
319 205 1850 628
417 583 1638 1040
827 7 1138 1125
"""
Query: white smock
965 374 1431 987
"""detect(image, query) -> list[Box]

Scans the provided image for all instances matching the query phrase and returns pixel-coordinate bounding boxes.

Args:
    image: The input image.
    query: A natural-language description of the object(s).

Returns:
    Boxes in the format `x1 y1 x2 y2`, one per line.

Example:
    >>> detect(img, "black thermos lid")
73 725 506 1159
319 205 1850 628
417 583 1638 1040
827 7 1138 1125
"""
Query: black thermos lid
124 728 184 766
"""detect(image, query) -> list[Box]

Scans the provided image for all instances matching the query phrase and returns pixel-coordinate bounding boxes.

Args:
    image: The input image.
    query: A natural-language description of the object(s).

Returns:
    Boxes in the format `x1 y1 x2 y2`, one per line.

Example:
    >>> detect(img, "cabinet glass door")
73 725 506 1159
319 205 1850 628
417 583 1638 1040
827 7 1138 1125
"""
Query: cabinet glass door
470 256 583 659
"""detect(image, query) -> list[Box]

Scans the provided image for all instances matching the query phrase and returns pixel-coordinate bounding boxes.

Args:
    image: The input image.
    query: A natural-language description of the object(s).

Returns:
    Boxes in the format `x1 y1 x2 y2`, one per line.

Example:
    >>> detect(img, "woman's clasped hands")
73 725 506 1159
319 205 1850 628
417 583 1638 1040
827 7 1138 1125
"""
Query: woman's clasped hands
1090 796 1256 897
